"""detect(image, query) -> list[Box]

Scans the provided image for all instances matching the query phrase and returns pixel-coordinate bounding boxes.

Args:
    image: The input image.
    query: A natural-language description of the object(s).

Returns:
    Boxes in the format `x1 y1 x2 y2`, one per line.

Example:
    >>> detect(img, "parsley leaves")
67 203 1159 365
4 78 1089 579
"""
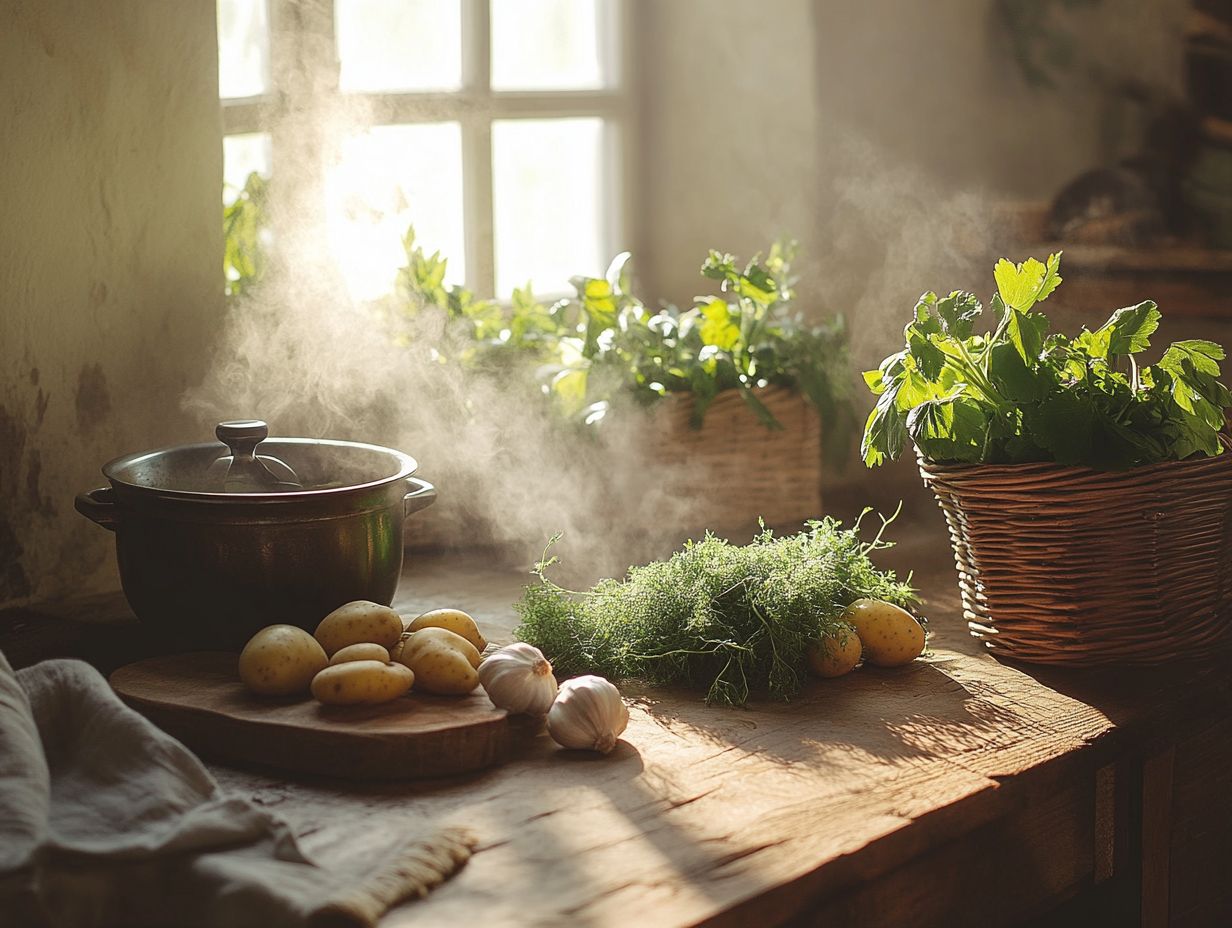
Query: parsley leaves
861 253 1232 471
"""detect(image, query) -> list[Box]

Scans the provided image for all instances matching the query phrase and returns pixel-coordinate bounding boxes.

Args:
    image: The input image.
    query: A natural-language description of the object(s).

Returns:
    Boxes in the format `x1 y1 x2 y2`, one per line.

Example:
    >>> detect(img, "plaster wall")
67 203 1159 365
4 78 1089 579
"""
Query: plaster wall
0 0 222 607
637 0 1187 326
634 0 1194 501
634 0 824 306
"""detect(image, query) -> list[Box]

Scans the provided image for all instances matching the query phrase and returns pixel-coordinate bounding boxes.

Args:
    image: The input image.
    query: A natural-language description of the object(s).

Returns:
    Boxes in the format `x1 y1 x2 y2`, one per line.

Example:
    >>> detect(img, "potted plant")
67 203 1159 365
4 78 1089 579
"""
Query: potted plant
391 237 851 550
862 252 1232 664
219 186 852 554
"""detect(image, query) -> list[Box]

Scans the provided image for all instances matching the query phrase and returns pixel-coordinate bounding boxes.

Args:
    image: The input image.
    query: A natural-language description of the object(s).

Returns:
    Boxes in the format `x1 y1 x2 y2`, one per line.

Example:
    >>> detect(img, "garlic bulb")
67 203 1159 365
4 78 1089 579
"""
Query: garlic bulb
477 643 558 715
547 675 629 754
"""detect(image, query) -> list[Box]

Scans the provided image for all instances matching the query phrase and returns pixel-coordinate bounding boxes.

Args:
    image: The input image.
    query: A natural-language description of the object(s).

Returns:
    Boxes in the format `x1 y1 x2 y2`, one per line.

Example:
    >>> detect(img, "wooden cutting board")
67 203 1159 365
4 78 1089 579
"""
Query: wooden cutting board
110 652 512 780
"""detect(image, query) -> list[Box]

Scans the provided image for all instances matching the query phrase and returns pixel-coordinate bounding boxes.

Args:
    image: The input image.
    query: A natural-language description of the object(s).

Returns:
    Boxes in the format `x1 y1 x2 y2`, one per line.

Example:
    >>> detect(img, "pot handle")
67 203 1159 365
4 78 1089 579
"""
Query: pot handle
403 477 437 516
75 487 119 531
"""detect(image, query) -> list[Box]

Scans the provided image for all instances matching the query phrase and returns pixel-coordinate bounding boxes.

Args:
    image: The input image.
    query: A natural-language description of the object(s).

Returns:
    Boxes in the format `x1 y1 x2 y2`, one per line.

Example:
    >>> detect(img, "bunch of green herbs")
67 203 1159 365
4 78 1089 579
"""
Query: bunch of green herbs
391 234 852 449
223 180 852 444
862 252 1232 470
539 243 851 443
514 513 915 706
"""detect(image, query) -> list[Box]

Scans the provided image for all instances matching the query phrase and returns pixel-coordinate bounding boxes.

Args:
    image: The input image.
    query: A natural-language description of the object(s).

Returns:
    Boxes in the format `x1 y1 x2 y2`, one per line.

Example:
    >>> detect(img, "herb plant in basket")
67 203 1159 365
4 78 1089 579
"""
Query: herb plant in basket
392 233 852 455
390 236 852 546
222 184 852 456
862 253 1232 665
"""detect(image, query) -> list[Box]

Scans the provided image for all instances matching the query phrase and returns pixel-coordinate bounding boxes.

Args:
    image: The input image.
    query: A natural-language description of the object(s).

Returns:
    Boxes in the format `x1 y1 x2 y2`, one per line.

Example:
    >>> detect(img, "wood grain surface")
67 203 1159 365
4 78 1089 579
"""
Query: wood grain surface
12 515 1232 925
196 532 1230 927
110 652 512 780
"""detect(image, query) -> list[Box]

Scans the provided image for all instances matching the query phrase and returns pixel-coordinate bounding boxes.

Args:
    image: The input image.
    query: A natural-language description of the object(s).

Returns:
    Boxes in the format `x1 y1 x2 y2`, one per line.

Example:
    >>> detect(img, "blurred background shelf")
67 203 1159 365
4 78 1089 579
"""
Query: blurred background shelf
1019 243 1232 319
978 201 1232 320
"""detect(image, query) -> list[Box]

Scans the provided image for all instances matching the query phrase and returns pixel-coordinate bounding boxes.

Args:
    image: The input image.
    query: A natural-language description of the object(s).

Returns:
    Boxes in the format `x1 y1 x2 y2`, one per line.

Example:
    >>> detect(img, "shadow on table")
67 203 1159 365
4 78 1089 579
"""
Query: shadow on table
213 651 1084 927
991 649 1232 737
626 655 1031 773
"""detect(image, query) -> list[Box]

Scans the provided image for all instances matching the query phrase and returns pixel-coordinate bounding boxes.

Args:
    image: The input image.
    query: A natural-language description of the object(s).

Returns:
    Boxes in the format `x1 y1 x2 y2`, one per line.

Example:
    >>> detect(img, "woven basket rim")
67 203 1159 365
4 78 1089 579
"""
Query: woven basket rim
917 436 1232 483
920 432 1232 666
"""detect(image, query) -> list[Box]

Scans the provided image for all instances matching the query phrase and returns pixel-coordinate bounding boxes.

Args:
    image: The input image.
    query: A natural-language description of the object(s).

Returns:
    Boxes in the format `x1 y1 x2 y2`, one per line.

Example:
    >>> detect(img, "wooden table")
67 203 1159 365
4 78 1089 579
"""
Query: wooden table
4 522 1230 927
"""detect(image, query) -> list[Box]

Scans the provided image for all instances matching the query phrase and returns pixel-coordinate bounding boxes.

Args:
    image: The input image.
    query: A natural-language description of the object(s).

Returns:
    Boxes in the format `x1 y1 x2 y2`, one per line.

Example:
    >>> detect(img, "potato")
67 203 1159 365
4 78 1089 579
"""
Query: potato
328 642 391 666
406 608 487 651
310 660 414 706
393 627 481 696
314 601 403 656
238 624 329 697
842 598 925 668
806 622 862 678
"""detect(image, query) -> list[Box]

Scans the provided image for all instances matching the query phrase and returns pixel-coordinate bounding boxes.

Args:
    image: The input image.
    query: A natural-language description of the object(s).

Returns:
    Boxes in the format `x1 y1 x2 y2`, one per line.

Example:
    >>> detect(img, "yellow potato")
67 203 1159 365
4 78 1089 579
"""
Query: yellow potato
842 598 925 668
405 608 487 651
310 660 414 705
328 642 391 666
393 627 481 696
394 627 483 667
314 601 403 656
238 624 329 697
806 622 862 678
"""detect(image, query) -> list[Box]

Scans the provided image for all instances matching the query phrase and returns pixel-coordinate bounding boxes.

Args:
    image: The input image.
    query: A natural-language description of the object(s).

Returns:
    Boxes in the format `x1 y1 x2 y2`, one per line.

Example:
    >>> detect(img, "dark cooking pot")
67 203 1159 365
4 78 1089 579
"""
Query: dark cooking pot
75 420 436 649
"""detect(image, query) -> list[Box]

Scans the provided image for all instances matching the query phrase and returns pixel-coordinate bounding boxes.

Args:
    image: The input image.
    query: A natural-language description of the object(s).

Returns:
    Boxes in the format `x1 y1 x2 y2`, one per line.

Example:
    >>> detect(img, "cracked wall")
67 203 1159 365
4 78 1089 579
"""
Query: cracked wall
1 0 222 608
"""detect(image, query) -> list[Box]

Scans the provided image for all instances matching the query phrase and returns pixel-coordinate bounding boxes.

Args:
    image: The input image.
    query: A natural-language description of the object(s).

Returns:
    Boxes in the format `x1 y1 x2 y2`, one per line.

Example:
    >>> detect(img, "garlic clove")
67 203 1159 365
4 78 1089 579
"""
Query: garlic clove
477 642 558 716
546 675 628 754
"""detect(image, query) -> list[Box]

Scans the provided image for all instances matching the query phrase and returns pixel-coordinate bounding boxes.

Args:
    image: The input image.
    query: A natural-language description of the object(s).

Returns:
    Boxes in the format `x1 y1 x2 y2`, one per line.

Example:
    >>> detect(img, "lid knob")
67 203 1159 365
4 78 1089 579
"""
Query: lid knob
209 420 303 492
216 420 269 461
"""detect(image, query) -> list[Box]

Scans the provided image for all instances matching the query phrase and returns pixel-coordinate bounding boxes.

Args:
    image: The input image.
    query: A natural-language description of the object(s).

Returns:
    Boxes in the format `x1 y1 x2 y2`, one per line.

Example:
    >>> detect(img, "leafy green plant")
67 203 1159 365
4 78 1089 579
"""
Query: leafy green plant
223 172 268 298
515 513 915 706
391 232 852 446
388 228 560 368
995 0 1102 89
221 180 852 443
542 243 851 443
862 253 1232 470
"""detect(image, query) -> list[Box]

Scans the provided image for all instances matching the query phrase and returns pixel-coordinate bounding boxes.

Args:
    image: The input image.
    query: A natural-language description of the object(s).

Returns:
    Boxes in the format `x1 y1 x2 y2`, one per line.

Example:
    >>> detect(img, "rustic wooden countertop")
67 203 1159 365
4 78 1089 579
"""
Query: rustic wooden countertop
3 520 1230 926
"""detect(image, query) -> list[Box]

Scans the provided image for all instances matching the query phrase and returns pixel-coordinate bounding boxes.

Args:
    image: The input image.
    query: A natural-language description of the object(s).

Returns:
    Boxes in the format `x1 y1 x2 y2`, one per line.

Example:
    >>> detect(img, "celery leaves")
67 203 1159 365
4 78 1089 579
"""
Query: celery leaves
862 253 1232 470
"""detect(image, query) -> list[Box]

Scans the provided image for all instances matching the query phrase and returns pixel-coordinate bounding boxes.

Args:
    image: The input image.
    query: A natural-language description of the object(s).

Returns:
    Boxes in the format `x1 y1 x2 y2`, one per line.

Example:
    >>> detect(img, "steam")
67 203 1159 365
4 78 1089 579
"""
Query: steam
190 182 703 578
191 12 1028 575
816 137 992 372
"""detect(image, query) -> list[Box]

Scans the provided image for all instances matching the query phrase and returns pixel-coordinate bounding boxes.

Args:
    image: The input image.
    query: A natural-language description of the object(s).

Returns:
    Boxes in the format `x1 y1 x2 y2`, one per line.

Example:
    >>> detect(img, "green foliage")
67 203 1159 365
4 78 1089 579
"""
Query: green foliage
861 253 1232 470
394 234 852 445
220 175 851 441
554 243 852 452
514 514 916 706
223 172 268 298
388 228 558 374
995 0 1103 89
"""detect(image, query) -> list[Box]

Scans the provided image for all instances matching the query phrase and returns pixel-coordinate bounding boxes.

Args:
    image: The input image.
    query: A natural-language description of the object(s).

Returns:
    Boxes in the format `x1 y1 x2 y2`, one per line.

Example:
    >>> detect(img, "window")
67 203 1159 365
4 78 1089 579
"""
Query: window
217 0 629 300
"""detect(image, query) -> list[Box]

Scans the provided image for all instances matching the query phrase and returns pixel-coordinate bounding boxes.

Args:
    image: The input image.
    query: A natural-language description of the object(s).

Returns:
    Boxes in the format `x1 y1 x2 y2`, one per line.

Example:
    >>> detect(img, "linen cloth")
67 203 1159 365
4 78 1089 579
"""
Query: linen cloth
0 651 472 928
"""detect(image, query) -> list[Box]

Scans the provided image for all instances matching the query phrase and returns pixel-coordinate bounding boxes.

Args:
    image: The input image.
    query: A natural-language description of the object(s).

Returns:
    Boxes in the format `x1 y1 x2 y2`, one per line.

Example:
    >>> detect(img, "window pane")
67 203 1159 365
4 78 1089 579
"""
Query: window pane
223 133 271 204
336 0 462 92
217 0 270 98
491 0 613 90
324 123 465 302
493 118 609 297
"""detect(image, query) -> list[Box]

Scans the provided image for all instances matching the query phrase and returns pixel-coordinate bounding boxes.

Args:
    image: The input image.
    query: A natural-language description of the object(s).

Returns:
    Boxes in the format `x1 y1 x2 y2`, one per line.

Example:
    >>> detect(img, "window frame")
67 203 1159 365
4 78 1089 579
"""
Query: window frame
221 0 634 299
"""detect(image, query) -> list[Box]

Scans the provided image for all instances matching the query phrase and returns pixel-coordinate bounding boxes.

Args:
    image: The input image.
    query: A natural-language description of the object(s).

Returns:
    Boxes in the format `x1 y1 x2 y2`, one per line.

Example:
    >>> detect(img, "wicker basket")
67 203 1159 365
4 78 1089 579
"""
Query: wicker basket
407 385 823 552
635 384 822 541
919 440 1232 665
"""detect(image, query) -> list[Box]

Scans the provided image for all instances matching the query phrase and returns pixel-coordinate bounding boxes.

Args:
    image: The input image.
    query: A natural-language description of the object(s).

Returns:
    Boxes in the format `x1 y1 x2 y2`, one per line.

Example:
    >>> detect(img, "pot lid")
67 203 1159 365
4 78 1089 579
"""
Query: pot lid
206 420 304 492
102 420 418 498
